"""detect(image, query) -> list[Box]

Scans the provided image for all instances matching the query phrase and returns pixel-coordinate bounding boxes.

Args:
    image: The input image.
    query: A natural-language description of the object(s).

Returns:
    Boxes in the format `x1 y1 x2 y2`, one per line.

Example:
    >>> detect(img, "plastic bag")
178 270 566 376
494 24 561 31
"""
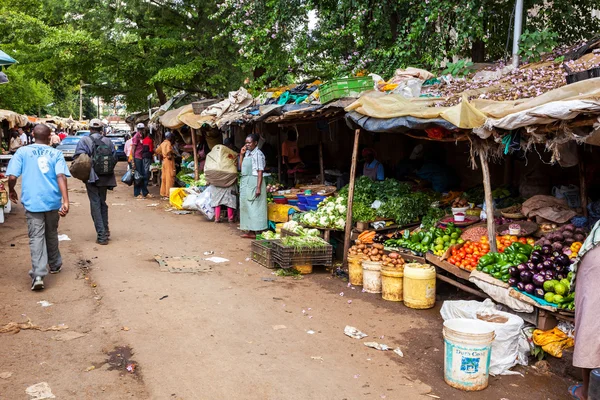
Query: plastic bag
440 299 527 375
204 145 238 187
182 194 200 211
133 170 144 186
195 186 214 220
69 153 91 182
169 188 188 210
533 327 574 358
121 169 134 186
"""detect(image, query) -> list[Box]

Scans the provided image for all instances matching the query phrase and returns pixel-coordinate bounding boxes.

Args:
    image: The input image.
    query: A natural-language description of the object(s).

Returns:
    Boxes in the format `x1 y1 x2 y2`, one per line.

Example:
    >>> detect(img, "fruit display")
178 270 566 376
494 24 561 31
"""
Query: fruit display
476 242 533 283
448 240 491 271
384 224 463 256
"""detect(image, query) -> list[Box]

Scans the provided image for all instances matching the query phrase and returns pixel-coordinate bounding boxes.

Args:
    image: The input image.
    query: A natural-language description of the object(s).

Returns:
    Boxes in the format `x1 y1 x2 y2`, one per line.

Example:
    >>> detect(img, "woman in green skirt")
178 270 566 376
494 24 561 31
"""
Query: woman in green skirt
239 134 268 238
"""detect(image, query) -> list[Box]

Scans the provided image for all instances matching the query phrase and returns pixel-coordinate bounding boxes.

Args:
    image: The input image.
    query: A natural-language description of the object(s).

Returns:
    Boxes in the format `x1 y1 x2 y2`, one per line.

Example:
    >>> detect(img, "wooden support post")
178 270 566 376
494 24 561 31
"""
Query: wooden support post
277 128 282 183
343 129 361 270
579 145 588 217
191 128 199 181
319 133 325 184
480 152 497 253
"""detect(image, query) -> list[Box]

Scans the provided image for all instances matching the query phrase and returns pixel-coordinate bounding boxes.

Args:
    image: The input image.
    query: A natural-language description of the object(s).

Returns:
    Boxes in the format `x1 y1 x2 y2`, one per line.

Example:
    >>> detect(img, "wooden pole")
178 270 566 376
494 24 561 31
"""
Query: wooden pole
343 129 361 269
579 145 588 217
480 152 497 253
319 133 325 184
191 128 199 181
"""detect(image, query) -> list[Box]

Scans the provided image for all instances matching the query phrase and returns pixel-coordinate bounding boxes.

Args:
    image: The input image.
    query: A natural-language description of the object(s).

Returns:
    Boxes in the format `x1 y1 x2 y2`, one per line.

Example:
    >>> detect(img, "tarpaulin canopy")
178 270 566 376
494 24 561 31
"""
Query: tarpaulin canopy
0 50 16 66
177 104 215 129
346 111 458 133
159 105 186 129
0 109 28 128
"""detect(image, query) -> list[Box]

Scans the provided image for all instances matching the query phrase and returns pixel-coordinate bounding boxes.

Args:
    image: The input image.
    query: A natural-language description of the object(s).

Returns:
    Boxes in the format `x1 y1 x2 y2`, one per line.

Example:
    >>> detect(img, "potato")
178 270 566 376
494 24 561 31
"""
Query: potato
372 243 384 250
370 248 379 256
389 253 399 259
357 244 365 250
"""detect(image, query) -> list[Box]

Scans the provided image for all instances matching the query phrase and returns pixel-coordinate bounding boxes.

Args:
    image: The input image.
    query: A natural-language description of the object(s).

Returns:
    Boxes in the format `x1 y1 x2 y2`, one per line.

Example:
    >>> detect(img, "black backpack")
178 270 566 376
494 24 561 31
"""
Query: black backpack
92 136 116 175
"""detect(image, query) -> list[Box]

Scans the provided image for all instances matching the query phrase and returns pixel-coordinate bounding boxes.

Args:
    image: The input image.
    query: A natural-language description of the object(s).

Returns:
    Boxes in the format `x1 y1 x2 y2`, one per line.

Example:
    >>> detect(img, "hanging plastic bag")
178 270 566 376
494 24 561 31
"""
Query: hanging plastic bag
121 169 134 186
133 170 144 186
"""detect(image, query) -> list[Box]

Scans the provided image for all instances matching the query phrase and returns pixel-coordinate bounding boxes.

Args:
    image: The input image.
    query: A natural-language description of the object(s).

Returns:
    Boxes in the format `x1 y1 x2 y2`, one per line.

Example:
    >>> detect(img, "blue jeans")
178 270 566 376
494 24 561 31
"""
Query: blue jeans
86 183 109 241
133 158 148 197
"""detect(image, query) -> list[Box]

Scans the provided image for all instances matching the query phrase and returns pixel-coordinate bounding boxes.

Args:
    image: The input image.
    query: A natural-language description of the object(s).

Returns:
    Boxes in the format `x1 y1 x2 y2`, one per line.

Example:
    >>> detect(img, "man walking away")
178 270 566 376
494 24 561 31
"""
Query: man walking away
129 123 149 198
7 124 70 291
74 119 117 245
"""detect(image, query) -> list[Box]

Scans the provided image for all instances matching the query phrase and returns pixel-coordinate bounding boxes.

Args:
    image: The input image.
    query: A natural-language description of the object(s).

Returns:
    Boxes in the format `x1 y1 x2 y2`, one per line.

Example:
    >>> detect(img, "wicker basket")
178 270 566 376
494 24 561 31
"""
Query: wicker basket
499 205 525 220
497 221 538 237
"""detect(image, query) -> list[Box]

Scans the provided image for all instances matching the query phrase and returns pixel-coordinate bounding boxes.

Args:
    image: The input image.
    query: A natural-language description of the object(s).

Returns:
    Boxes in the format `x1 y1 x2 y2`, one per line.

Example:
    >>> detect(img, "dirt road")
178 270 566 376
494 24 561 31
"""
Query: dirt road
1 166 574 399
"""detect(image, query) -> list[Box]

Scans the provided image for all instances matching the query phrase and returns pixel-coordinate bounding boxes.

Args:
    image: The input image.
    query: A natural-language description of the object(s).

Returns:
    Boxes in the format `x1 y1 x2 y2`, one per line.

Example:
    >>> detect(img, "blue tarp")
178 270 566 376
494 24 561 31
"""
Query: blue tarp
345 111 458 133
0 50 16 66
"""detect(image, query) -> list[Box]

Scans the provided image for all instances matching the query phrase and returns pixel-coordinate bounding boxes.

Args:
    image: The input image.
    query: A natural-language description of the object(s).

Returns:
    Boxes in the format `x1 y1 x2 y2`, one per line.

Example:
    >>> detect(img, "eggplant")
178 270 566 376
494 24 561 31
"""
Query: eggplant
535 263 545 272
527 262 537 271
508 277 519 287
531 249 542 258
552 251 562 258
517 263 528 272
555 264 564 273
541 245 552 255
520 270 533 283
530 254 543 265
545 270 556 280
508 266 520 278
524 283 535 294
556 254 570 267
533 274 545 287
534 288 545 298
542 259 554 270
517 282 526 291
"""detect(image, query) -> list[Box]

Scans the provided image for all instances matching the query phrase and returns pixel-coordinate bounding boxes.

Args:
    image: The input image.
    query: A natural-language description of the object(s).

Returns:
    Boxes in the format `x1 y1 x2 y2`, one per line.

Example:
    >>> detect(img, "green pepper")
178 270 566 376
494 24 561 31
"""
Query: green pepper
421 233 433 246
493 271 503 280
478 254 497 267
498 253 509 262
403 229 411 240
501 274 511 282
515 253 529 264
482 266 491 274
500 264 512 274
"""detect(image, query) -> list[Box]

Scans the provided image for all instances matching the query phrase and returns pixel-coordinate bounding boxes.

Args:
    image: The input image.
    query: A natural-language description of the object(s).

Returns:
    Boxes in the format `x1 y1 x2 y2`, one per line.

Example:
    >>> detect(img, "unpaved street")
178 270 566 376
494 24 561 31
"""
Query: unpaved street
1 166 574 399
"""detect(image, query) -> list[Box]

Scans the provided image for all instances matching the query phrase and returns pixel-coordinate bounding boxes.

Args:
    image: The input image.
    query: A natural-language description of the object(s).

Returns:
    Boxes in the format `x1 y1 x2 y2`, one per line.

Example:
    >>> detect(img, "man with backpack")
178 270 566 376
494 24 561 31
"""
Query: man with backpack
74 119 117 245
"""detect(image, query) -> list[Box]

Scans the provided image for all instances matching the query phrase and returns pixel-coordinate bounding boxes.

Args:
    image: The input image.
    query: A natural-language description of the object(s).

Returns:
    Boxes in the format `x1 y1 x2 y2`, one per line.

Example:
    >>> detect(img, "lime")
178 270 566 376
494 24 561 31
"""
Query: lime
554 283 567 296
552 294 564 303
544 292 555 303
435 244 444 251
443 235 451 242
450 239 457 244
560 279 571 290
543 280 556 292
451 232 459 239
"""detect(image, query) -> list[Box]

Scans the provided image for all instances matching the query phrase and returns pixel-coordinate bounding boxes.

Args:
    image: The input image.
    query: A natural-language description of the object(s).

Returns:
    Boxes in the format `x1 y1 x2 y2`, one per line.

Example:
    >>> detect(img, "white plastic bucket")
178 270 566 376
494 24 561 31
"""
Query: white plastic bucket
443 318 495 391
362 260 382 293
4 200 11 214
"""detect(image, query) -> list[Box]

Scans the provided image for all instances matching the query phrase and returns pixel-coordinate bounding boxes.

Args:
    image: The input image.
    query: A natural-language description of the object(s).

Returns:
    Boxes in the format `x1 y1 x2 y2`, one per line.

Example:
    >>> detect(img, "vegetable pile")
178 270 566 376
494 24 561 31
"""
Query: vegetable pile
535 224 586 257
299 195 347 230
176 170 207 187
496 234 535 252
384 224 463 256
282 221 320 237
448 239 491 271
281 235 329 250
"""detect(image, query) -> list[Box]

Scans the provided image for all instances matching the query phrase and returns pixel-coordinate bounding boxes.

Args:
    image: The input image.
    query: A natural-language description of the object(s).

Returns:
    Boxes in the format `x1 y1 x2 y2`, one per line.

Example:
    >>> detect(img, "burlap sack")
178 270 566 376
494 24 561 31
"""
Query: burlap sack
69 154 91 182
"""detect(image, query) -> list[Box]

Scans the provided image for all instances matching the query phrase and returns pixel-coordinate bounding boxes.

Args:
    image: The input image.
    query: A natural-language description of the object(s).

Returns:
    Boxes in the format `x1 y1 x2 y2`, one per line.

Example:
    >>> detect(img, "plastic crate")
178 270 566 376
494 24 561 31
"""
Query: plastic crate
270 239 333 268
319 77 372 104
250 240 277 269
565 66 600 85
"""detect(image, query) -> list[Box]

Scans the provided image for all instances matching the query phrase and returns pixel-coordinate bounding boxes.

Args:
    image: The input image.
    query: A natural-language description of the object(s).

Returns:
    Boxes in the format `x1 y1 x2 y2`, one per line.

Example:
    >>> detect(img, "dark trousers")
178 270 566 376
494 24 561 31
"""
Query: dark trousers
134 158 149 197
86 183 109 241
26 210 62 278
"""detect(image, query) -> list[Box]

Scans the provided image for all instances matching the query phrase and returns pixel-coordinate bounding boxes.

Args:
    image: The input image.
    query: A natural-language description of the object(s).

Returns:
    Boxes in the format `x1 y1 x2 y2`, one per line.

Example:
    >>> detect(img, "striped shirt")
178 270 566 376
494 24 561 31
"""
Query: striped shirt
246 147 266 176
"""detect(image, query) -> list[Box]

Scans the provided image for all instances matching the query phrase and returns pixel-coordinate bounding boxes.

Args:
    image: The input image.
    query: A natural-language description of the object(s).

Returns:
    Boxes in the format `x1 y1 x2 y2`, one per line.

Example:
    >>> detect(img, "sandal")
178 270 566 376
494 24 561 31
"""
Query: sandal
241 233 256 239
569 384 584 400
135 195 144 199
146 194 155 198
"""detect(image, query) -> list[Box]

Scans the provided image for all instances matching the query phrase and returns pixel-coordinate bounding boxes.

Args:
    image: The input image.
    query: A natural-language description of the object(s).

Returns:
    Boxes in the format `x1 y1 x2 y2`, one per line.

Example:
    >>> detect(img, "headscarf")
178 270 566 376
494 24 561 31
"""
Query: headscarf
362 148 376 158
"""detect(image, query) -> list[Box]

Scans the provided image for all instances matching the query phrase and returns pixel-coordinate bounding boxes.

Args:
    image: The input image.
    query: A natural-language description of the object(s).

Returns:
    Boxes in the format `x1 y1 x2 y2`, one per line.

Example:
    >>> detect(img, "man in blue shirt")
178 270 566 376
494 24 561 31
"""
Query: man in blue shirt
7 124 70 291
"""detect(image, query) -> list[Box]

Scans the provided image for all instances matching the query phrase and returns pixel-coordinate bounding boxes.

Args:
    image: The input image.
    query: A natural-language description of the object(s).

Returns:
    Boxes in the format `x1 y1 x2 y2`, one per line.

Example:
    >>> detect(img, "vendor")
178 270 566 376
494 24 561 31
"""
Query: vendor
362 148 384 181
239 133 267 238
155 131 176 199
282 130 303 184
569 220 600 400
9 131 22 153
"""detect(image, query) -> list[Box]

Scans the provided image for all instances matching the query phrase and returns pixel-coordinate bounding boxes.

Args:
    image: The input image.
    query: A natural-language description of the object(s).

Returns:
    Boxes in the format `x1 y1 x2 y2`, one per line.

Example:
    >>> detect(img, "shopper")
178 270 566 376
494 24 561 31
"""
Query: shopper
239 133 267 238
155 131 176 198
9 131 22 153
50 130 61 148
208 141 238 223
18 128 28 146
130 123 150 198
570 219 600 400
74 118 117 245
6 124 70 291
142 131 155 193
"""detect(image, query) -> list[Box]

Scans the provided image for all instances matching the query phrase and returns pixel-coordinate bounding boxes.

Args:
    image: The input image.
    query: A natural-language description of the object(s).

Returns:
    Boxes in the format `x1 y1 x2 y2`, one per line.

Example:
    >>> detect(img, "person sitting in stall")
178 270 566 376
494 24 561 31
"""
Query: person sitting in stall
239 134 268 238
282 130 303 184
362 148 384 181
9 131 22 154
155 131 176 199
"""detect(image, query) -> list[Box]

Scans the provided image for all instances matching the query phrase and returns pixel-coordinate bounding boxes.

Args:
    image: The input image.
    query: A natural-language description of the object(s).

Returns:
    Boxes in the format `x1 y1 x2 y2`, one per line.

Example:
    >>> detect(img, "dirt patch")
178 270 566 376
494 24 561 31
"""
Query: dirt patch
105 346 141 379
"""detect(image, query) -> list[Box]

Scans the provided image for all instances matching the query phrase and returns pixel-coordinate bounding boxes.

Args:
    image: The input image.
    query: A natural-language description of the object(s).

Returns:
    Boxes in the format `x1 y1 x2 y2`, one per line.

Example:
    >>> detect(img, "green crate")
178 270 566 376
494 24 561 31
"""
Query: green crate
319 76 373 104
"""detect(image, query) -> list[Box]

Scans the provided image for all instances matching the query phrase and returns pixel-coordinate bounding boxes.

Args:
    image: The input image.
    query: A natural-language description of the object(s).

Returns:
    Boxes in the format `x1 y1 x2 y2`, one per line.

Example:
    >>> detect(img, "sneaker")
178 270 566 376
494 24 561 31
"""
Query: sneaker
49 265 62 274
31 276 44 291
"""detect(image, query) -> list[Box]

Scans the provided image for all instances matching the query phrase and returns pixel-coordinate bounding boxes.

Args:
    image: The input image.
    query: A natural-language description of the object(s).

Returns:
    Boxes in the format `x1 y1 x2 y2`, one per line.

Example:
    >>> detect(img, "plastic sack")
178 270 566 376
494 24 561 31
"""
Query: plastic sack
169 188 188 210
204 145 238 187
440 299 527 375
195 186 214 220
121 169 134 186
69 154 91 182
182 194 200 211
133 170 144 186
533 327 574 358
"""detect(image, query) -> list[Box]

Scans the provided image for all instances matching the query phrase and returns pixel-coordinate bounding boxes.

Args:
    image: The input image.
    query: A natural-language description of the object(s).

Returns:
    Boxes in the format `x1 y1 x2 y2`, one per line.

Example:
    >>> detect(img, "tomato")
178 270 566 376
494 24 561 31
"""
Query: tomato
465 247 473 254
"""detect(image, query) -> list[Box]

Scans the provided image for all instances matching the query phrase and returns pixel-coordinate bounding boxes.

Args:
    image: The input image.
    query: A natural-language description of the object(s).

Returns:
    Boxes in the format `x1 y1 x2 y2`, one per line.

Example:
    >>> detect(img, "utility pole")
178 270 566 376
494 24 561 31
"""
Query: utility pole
97 96 100 118
512 0 524 68
79 80 83 121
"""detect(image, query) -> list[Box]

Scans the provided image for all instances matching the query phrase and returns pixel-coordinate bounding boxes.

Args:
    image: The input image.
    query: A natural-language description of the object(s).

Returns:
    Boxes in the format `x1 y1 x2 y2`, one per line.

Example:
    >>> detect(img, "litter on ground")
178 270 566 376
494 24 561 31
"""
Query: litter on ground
0 319 67 334
344 326 368 340
37 301 53 307
57 234 70 241
25 382 55 399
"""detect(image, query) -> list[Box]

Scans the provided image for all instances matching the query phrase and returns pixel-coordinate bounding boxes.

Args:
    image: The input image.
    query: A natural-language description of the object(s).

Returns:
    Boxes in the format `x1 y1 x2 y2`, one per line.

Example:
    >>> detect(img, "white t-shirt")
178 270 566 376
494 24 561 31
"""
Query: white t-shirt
20 133 27 145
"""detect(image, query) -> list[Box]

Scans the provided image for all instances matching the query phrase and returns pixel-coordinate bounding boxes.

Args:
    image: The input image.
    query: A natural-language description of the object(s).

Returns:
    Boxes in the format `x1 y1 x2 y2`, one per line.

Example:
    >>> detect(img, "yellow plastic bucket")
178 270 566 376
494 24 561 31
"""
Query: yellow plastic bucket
295 264 313 274
381 267 404 302
348 256 363 286
403 263 436 309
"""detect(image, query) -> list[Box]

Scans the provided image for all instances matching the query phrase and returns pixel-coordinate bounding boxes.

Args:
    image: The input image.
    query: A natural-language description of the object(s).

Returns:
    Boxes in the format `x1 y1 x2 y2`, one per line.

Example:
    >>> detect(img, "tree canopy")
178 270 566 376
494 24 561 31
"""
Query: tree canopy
0 0 598 116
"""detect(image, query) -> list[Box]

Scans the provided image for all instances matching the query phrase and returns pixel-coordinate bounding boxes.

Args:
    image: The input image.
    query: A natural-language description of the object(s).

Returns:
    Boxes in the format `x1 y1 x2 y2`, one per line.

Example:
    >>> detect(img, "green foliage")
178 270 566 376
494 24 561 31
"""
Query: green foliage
0 67 53 115
518 29 559 62
443 60 474 77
